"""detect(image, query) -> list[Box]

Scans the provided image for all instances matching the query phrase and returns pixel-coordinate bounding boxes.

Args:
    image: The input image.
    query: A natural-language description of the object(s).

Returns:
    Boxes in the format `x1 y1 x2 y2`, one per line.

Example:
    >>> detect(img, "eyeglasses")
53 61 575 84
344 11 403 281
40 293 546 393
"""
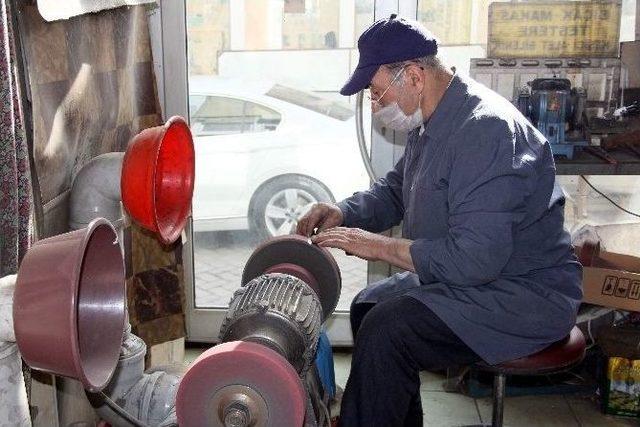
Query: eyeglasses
366 67 406 107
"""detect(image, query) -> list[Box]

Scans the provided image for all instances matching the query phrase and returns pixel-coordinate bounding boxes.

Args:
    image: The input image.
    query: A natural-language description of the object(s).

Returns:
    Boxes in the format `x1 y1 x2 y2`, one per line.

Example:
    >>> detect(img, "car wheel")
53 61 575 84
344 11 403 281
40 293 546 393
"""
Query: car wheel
249 175 333 241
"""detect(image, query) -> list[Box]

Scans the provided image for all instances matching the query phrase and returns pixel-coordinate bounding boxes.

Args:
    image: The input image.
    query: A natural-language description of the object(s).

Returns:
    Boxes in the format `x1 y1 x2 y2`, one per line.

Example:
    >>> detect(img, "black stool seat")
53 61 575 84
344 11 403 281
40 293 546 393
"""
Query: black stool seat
477 326 587 376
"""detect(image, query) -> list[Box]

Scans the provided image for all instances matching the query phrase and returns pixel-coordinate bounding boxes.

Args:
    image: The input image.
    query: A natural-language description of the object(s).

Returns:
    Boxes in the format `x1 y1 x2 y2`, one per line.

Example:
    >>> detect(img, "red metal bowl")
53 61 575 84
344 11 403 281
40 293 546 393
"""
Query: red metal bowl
121 116 195 245
13 218 126 392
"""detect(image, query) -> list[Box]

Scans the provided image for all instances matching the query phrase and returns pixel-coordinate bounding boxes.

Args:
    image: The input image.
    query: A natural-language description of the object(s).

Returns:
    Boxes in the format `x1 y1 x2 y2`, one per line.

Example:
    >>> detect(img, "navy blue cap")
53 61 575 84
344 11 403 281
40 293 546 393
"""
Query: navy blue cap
340 14 438 96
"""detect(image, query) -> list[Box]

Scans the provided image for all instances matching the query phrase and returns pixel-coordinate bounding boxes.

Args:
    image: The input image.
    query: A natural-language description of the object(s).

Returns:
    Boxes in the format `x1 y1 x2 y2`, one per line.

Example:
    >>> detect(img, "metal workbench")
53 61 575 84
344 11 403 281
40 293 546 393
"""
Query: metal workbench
555 149 640 175
469 57 640 175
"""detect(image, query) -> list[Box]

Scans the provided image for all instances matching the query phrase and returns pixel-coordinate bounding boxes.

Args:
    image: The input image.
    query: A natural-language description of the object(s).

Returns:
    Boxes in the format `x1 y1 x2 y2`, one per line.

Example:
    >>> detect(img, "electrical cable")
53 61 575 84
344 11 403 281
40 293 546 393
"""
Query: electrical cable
312 381 332 427
321 400 332 427
579 176 640 219
99 391 149 427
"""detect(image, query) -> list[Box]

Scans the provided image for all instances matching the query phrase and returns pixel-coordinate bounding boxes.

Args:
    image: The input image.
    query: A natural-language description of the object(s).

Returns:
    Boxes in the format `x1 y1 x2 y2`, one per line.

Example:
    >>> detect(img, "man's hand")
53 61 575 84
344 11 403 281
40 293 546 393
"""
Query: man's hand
312 227 387 261
312 228 416 272
296 202 344 237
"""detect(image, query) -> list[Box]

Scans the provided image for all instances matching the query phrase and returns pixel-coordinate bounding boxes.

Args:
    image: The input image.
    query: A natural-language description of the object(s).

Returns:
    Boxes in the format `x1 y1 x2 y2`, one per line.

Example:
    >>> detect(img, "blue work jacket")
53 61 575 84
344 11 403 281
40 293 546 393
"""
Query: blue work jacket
337 74 582 364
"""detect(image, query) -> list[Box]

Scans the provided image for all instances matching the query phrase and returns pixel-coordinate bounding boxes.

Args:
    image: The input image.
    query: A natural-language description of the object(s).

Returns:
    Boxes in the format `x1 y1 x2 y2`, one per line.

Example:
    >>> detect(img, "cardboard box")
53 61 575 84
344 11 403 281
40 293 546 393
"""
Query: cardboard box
583 250 640 312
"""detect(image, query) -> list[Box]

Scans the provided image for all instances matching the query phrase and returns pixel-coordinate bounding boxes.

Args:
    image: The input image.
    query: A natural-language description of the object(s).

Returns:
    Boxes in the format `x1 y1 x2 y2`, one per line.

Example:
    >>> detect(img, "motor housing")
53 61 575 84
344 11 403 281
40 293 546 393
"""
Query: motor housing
220 273 323 375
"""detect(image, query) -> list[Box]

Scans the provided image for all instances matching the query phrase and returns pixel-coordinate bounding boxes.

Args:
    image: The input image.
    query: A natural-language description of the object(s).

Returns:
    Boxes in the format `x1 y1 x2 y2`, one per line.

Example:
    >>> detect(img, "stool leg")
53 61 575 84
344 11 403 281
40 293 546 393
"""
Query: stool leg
492 373 506 427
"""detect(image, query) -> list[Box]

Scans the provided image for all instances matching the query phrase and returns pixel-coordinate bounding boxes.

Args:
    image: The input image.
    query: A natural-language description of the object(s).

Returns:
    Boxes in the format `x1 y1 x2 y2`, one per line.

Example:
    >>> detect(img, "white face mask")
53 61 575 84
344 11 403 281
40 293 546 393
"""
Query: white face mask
373 101 423 132
371 67 424 132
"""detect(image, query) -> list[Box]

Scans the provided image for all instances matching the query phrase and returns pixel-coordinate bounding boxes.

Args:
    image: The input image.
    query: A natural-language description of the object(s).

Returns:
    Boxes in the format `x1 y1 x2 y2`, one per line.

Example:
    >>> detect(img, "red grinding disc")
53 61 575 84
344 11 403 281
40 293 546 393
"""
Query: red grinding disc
176 341 306 427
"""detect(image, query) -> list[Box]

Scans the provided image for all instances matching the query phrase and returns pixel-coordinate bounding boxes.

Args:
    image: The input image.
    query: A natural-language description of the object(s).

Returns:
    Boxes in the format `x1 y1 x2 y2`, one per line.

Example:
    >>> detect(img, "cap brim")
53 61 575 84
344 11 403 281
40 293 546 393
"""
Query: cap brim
339 64 379 96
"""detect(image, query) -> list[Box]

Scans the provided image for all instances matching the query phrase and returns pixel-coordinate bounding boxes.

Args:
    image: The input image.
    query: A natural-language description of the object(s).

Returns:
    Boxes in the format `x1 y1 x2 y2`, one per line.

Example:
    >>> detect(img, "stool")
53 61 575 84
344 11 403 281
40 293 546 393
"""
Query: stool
473 326 586 427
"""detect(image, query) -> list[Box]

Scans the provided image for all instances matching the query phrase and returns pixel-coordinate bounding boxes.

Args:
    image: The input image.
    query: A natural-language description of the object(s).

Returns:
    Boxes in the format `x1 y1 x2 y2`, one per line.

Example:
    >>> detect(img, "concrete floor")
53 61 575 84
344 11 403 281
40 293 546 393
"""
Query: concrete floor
183 347 637 426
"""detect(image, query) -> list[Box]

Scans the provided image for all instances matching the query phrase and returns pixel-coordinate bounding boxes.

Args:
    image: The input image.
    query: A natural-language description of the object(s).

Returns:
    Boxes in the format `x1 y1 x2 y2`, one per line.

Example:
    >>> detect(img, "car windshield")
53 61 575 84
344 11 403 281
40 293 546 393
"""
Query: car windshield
266 84 354 121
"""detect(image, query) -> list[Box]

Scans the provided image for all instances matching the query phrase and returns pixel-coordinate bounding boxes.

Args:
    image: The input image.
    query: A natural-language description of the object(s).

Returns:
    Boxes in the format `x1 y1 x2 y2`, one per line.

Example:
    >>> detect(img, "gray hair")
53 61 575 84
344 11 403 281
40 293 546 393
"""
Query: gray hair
384 55 446 85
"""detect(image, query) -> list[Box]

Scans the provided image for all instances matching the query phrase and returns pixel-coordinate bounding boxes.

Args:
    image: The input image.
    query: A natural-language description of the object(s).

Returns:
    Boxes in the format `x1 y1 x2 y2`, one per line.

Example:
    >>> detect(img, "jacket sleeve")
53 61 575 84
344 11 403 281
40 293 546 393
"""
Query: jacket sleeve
410 122 532 287
336 155 405 233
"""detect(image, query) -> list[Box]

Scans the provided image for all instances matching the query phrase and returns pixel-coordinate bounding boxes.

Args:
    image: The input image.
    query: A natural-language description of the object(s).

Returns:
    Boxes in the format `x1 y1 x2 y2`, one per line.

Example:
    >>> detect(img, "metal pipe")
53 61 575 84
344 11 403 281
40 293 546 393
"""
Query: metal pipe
355 91 378 181
69 152 125 230
492 373 506 427
88 325 180 427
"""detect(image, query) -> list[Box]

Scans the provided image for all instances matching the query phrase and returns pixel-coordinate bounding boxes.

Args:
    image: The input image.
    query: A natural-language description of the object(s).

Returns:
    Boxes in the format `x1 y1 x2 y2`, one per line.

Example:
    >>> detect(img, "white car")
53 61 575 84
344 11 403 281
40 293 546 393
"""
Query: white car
189 76 370 239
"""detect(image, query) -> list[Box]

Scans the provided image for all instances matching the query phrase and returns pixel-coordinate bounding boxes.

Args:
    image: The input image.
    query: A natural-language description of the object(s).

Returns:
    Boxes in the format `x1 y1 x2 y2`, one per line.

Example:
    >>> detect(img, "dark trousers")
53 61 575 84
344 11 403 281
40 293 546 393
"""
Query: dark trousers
338 295 481 427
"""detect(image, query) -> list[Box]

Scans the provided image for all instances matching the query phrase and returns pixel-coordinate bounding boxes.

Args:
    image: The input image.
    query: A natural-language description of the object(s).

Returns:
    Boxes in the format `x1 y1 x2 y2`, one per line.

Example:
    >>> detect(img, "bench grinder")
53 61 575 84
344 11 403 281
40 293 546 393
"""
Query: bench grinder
176 235 342 427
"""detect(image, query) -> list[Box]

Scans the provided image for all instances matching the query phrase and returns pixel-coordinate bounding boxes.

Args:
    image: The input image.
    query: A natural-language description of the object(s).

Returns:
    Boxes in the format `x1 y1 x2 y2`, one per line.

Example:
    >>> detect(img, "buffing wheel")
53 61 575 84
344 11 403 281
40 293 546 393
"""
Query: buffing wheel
176 341 306 427
242 235 341 319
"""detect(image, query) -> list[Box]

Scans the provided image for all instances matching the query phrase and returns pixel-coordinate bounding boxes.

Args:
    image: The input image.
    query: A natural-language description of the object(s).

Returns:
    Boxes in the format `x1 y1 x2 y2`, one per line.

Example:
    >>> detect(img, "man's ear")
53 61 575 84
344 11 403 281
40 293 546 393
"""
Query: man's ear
406 64 425 91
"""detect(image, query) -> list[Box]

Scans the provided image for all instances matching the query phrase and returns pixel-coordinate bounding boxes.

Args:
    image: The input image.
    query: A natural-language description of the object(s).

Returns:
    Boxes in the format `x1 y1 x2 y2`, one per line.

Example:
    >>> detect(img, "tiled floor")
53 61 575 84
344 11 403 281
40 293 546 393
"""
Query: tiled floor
193 230 367 310
336 352 638 427
184 347 637 426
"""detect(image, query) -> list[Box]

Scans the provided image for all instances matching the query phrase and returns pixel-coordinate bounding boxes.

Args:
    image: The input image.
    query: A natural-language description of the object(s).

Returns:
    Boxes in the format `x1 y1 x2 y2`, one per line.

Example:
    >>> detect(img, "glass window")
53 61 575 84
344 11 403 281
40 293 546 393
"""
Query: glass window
417 0 475 45
243 100 281 132
187 0 373 315
354 0 374 41
186 1 230 74
620 0 637 42
266 84 354 121
417 0 637 59
282 0 340 49
190 95 281 136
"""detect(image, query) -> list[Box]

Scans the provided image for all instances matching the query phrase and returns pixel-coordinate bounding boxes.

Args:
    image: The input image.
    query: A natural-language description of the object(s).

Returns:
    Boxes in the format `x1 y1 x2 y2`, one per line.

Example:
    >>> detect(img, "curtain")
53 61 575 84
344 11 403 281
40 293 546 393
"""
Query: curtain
0 0 32 276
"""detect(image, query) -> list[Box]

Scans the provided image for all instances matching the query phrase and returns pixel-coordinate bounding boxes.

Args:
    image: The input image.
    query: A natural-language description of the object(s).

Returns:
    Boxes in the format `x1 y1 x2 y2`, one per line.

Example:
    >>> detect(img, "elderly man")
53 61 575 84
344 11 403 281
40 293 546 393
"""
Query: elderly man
297 15 582 427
